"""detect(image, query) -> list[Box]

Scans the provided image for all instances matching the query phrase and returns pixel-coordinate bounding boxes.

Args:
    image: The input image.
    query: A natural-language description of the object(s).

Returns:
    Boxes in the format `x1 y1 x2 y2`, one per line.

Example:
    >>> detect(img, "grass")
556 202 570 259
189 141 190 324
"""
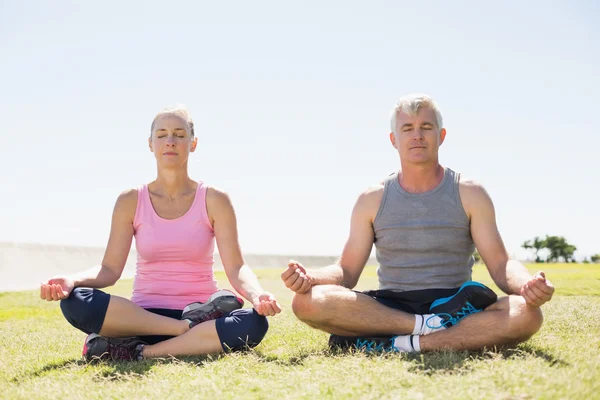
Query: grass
1 263 599 399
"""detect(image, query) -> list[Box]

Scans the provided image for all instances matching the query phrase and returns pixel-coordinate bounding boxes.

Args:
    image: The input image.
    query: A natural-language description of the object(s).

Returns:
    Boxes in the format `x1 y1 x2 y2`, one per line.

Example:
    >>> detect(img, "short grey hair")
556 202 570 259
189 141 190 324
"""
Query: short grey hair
390 94 443 134
150 104 195 137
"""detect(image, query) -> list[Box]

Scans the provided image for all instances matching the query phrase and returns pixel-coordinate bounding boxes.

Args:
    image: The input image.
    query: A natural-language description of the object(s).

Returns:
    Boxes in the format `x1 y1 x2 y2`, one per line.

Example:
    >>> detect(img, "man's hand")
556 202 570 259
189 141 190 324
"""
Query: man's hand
281 260 312 294
520 271 554 307
40 276 74 301
252 292 281 316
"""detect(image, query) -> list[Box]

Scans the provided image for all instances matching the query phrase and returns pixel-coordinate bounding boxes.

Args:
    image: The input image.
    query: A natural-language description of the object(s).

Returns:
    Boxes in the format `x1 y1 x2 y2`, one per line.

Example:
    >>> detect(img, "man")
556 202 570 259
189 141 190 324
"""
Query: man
281 94 554 353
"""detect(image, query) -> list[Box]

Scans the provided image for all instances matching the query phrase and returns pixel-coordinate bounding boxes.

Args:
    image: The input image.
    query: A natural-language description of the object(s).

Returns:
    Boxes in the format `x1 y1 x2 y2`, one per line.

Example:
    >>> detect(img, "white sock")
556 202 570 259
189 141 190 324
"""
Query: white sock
413 314 446 335
392 335 420 352
411 335 421 352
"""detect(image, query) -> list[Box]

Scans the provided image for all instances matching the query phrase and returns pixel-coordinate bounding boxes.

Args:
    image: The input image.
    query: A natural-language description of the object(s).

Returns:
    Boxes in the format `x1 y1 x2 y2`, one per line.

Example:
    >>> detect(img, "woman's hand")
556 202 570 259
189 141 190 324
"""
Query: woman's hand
40 276 74 301
252 292 281 316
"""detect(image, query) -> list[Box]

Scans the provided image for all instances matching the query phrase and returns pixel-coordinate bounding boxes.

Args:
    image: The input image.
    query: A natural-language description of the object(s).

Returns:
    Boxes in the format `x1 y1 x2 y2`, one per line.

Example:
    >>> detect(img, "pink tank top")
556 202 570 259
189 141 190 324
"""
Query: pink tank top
131 182 219 309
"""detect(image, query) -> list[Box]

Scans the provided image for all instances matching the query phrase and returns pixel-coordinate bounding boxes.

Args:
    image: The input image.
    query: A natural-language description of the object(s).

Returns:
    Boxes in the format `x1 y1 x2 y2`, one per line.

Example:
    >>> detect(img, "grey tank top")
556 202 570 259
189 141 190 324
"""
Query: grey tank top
373 168 475 291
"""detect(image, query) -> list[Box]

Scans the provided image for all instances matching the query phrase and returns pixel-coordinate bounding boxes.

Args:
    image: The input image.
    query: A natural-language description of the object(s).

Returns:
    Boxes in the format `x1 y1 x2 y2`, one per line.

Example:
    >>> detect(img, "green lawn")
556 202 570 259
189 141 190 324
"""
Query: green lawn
1 263 599 399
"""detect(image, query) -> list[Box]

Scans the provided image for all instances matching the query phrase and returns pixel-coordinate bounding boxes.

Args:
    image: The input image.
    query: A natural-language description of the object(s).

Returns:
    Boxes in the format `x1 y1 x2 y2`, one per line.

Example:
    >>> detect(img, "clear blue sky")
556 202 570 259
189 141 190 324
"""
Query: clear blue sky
1 1 598 260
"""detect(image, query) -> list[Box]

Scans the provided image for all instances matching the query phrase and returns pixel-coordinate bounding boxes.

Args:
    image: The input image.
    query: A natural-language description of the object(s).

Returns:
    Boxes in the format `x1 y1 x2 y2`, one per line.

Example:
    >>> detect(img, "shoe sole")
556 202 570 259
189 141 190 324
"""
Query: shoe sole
182 296 243 323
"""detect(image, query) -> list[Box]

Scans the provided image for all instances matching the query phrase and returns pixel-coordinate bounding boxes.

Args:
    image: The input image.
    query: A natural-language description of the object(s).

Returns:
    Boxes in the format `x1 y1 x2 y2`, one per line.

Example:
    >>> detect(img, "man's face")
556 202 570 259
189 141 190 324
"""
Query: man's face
389 107 446 165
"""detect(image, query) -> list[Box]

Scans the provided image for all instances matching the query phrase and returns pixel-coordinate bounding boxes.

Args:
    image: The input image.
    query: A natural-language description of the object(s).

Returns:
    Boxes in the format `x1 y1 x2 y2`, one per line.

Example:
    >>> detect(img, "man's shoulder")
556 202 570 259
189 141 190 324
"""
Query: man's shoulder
457 176 494 215
361 182 385 200
458 176 488 196
353 183 385 217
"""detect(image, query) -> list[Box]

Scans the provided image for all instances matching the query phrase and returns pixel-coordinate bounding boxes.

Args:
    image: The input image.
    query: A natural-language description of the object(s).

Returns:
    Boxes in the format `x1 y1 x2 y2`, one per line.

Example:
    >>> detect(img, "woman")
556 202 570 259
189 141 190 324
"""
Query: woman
40 105 281 361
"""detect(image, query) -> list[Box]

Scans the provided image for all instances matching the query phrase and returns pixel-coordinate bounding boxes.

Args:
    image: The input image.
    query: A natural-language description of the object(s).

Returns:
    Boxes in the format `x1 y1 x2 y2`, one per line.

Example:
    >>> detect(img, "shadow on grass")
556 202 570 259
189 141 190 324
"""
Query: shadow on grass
11 353 228 383
402 344 569 375
252 351 319 366
11 358 85 382
323 342 568 376
499 344 569 367
92 354 227 381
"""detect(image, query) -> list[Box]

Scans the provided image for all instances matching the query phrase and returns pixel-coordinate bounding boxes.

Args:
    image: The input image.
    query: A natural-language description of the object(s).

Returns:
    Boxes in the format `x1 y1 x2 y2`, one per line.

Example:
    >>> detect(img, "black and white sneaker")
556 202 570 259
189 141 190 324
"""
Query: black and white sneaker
426 281 497 329
182 290 244 328
82 333 146 362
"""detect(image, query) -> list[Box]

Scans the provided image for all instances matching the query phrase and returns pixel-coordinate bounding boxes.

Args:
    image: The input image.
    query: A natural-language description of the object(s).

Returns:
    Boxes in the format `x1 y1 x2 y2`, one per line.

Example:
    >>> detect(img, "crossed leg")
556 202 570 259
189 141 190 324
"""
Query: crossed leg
61 288 267 357
292 285 543 350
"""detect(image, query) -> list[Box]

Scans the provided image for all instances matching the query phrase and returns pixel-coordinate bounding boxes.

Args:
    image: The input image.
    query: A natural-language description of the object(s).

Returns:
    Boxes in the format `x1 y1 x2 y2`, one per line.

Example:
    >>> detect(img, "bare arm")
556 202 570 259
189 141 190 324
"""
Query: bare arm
77 189 137 287
462 181 554 306
208 188 280 316
282 186 381 292
40 189 136 301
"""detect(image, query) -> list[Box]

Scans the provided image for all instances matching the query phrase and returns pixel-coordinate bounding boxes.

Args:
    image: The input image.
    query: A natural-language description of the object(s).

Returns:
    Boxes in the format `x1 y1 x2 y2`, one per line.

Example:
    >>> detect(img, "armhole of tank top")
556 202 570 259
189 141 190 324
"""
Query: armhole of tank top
373 175 392 227
198 182 215 231
453 172 470 224
132 184 145 230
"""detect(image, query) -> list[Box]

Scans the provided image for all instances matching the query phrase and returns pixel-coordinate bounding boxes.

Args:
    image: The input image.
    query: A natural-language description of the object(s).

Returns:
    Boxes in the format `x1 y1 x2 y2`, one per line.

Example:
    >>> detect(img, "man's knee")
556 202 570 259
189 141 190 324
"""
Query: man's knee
291 285 333 322
507 295 544 342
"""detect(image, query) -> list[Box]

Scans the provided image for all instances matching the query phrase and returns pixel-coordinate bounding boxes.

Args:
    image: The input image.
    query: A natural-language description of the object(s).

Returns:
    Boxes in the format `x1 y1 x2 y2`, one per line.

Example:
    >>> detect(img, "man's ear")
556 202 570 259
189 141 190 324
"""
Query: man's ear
389 132 398 149
439 128 447 146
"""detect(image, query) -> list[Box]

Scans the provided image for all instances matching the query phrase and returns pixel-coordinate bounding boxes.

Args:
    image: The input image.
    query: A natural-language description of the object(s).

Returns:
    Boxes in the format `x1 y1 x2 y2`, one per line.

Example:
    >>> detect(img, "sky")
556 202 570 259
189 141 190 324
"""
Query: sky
1 1 598 260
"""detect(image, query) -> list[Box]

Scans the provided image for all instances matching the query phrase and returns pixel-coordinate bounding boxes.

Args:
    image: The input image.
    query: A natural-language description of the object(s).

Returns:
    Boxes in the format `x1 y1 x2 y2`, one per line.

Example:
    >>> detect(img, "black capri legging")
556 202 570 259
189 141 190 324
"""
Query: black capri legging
60 288 269 352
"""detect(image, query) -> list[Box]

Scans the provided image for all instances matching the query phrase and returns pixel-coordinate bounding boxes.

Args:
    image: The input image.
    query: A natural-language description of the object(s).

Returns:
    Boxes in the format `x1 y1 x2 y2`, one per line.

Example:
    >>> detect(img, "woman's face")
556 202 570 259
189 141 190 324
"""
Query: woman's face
149 114 197 167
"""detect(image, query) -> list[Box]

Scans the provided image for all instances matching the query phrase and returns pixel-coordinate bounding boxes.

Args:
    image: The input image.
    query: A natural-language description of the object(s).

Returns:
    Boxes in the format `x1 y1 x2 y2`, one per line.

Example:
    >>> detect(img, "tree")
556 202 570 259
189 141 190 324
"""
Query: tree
522 236 546 262
522 235 577 263
591 254 600 263
544 235 577 263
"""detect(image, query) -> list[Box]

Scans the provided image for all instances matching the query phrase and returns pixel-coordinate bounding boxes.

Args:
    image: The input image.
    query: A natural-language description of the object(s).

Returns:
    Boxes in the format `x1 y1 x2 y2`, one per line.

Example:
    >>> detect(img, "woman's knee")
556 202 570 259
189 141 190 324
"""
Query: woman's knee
60 287 110 334
217 309 269 352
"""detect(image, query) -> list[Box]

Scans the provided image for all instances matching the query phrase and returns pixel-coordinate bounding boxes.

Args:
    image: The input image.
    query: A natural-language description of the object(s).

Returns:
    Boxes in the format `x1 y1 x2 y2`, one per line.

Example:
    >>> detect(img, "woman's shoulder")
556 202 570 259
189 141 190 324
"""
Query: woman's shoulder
113 187 140 216
205 185 232 207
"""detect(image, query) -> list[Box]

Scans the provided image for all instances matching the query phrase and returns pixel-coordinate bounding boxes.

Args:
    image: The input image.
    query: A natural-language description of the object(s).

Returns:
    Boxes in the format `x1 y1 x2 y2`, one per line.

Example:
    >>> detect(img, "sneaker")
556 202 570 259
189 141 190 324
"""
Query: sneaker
329 334 398 353
83 333 146 362
426 281 497 329
182 289 244 328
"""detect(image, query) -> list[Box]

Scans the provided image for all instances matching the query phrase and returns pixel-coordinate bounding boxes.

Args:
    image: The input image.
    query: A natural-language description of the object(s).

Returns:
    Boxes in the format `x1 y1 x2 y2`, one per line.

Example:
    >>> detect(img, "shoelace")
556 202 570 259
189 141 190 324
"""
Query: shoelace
108 340 138 361
189 309 226 327
425 302 481 329
355 338 397 353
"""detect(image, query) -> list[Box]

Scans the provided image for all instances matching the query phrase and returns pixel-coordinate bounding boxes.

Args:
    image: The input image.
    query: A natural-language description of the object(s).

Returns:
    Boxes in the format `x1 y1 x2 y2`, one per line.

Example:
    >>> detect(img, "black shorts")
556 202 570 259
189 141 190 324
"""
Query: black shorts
60 288 269 351
361 287 461 314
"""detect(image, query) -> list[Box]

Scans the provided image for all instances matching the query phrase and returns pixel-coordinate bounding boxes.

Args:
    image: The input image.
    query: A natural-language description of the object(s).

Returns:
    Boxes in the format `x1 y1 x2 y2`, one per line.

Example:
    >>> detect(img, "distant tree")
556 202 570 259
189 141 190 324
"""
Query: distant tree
522 236 546 262
544 235 577 263
591 254 600 263
522 235 577 263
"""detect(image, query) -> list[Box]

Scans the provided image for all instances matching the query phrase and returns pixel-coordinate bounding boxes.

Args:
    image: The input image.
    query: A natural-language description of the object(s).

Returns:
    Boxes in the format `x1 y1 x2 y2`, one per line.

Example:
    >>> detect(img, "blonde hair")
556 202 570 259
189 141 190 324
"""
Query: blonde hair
390 94 443 133
150 104 195 137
